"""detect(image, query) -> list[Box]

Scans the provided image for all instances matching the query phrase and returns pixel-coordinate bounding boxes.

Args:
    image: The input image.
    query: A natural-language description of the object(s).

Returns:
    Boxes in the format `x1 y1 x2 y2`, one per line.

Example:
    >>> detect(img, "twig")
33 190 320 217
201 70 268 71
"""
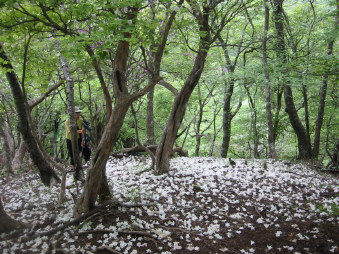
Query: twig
283 170 315 178
77 229 158 239
23 200 116 240
117 202 157 208
97 246 122 254
157 224 200 235
254 206 261 216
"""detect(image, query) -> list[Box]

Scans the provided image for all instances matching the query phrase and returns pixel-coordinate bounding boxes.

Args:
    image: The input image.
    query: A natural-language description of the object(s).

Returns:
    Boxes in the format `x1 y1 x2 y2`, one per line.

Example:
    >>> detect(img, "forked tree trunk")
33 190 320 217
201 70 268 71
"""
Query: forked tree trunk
245 86 260 159
145 1 183 146
155 3 211 175
75 6 164 214
0 43 60 186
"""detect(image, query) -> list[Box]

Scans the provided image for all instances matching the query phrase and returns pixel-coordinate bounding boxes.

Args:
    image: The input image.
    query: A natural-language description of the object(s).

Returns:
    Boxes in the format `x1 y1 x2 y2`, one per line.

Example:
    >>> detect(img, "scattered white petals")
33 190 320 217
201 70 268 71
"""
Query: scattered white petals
0 156 337 253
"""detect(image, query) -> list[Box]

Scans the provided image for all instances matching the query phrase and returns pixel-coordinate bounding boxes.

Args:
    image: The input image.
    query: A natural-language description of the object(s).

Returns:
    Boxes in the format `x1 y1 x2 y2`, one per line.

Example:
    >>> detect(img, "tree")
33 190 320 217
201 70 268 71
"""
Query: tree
271 0 338 160
262 0 277 158
0 43 60 186
55 39 82 178
75 2 175 213
218 31 244 158
272 0 312 159
154 0 245 173
155 0 212 174
313 0 338 158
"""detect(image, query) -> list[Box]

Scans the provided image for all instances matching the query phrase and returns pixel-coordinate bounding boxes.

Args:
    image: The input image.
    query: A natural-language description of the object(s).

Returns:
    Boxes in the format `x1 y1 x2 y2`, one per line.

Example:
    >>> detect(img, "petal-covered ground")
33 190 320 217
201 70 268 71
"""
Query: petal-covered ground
0 156 338 253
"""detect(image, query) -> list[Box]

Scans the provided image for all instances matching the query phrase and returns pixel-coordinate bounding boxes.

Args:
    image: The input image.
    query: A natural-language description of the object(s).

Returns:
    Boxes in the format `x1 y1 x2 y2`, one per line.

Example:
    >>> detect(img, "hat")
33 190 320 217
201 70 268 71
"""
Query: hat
74 106 82 113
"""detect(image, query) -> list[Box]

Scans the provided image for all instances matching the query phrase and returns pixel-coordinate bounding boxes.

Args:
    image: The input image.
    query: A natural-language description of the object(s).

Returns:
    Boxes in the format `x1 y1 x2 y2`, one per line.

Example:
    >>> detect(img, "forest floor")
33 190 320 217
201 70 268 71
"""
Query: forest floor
0 156 338 254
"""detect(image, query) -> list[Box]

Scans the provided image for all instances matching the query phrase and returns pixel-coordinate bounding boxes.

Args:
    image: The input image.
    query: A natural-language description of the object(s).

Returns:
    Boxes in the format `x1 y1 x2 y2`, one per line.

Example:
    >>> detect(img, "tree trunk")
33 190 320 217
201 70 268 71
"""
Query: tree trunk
221 79 234 158
146 88 156 145
155 4 210 174
0 43 60 186
0 198 26 233
0 137 13 174
218 36 243 158
3 118 14 158
194 86 204 156
145 1 183 146
272 0 312 160
0 117 13 174
263 0 277 159
12 140 27 172
313 1 338 158
284 86 312 159
75 6 162 214
55 40 82 175
302 84 310 139
327 140 339 170
245 86 260 159
75 100 130 214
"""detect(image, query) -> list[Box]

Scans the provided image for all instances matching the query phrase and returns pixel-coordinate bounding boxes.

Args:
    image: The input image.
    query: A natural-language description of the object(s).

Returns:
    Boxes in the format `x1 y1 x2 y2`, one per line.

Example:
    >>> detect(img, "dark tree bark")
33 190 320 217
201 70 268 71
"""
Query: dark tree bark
0 43 60 186
272 0 312 160
263 0 277 159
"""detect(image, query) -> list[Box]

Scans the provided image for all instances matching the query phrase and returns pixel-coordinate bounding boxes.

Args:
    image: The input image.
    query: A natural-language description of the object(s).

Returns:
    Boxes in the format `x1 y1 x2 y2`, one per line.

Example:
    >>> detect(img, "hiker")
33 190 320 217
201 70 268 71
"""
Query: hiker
65 106 91 166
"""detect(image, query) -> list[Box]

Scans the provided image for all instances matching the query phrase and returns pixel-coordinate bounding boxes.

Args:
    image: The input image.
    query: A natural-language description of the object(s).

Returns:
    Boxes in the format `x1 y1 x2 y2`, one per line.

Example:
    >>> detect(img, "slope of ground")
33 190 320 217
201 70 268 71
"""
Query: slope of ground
0 156 338 254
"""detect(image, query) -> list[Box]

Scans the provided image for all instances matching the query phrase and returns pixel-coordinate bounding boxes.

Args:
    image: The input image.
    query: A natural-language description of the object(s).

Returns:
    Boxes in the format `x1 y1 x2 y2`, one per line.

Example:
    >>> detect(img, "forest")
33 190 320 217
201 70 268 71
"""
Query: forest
0 0 338 253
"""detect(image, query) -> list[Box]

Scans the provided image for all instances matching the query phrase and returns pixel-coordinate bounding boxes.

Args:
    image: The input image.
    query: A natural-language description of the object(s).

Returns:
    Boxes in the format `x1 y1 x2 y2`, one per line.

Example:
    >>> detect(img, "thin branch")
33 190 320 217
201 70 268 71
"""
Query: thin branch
28 80 65 109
